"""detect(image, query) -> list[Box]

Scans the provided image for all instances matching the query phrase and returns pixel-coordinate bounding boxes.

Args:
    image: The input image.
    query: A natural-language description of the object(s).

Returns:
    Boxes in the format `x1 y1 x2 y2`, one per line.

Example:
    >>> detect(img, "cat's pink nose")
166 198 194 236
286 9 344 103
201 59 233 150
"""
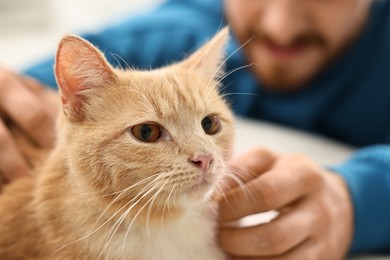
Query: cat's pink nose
190 154 213 173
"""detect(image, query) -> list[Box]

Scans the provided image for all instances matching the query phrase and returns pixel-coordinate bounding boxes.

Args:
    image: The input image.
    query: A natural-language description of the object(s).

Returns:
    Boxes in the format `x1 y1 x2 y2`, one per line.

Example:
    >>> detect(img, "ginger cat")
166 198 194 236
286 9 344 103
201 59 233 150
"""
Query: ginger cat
0 28 234 260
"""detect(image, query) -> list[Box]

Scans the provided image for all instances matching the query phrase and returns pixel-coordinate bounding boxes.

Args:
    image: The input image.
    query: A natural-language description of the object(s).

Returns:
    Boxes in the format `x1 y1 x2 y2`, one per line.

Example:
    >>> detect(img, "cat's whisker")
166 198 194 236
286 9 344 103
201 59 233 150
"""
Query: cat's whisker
215 63 255 90
74 178 120 198
220 92 262 99
225 169 258 206
216 81 234 98
225 168 248 186
119 179 168 257
214 181 229 202
97 180 162 260
78 187 107 197
203 190 218 214
101 180 162 246
145 179 169 239
219 62 259 85
207 64 255 101
202 36 255 105
207 82 235 106
214 179 236 214
54 176 162 256
208 70 261 104
110 53 125 70
93 173 160 200
209 91 262 106
110 53 132 70
205 35 255 95
84 178 142 203
197 20 226 90
160 181 177 232
101 176 167 257
92 174 160 229
205 63 254 102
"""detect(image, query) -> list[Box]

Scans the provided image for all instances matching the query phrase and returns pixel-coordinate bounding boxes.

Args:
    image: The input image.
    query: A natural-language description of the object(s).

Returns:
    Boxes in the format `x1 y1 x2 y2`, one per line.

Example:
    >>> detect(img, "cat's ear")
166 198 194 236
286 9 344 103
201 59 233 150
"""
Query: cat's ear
55 35 116 121
181 27 229 80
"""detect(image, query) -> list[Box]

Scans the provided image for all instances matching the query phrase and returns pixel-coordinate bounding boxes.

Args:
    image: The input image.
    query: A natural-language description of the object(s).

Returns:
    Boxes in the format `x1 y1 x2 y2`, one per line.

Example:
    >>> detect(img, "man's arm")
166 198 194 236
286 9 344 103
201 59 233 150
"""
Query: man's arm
332 145 390 254
24 0 224 88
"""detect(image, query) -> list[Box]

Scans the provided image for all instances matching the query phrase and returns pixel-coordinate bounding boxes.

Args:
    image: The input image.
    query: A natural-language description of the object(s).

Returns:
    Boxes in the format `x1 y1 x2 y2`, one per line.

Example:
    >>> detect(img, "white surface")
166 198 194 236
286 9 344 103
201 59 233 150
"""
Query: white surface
0 0 163 70
234 118 355 165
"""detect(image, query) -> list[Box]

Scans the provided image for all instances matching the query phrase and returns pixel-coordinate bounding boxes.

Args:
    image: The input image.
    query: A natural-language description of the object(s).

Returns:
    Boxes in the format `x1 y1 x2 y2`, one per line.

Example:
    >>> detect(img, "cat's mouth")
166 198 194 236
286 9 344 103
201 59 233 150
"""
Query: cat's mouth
186 173 217 195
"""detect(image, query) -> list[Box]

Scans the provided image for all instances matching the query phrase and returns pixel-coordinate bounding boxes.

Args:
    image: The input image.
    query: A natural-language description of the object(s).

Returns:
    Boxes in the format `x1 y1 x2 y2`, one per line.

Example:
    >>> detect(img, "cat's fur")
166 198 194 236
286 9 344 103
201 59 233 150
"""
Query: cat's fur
0 28 234 260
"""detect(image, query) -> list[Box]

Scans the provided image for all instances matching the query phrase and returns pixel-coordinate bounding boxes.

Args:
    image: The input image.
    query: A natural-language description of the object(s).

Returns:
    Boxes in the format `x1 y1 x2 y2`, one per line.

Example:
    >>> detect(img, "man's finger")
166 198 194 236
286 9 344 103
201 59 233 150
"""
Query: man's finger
232 239 320 260
220 154 318 221
23 75 59 113
0 120 30 181
219 200 315 257
223 148 277 192
0 72 56 148
21 76 46 95
228 240 318 260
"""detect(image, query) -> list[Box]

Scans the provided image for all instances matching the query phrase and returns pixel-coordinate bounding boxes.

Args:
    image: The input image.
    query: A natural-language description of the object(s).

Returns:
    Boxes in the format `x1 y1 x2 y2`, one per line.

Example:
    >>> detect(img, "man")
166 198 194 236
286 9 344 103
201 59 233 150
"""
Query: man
1 0 389 258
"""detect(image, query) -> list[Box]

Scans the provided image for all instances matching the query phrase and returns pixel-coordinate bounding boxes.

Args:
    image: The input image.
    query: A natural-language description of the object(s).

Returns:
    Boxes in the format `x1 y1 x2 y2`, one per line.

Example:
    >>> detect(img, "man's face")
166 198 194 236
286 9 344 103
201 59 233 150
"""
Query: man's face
225 0 373 91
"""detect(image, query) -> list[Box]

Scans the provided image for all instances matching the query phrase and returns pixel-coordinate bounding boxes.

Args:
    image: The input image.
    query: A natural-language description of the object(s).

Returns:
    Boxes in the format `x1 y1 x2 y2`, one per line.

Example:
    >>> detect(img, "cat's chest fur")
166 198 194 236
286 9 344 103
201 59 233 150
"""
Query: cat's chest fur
99 205 225 260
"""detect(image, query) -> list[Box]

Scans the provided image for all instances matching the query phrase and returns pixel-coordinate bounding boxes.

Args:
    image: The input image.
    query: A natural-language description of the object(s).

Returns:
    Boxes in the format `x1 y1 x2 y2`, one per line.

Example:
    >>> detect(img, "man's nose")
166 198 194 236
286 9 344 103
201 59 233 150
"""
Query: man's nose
260 0 307 46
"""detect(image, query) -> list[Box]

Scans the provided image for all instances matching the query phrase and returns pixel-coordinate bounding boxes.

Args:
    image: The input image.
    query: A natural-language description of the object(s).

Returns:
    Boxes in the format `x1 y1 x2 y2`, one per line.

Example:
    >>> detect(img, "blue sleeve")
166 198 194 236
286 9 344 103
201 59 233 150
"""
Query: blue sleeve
23 0 224 89
331 145 390 254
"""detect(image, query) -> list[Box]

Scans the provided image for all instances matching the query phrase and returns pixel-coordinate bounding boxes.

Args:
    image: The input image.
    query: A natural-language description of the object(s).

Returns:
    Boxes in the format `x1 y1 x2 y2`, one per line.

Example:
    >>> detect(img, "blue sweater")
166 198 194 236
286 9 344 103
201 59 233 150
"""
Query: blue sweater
25 0 390 254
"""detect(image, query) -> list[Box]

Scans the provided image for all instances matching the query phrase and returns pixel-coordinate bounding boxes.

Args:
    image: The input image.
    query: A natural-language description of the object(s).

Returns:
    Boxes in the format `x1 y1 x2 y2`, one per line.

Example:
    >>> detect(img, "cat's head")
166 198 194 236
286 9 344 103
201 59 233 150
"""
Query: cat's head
54 28 234 219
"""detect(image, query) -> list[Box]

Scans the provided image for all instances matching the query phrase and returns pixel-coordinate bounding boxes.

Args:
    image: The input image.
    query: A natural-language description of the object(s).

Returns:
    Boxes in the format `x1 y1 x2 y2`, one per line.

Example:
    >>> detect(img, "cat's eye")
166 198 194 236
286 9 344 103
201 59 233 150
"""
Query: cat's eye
131 123 162 143
201 115 221 135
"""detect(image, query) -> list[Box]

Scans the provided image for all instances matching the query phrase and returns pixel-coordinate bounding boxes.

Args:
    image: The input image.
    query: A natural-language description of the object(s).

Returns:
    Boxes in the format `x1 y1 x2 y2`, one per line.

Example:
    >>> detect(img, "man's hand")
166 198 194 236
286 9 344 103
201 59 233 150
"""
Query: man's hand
0 68 57 183
218 148 353 260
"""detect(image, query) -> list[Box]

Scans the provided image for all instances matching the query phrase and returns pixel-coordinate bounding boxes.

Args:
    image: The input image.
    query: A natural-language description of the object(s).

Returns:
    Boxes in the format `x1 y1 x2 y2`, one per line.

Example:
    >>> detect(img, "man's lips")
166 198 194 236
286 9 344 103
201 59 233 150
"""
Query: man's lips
261 41 310 59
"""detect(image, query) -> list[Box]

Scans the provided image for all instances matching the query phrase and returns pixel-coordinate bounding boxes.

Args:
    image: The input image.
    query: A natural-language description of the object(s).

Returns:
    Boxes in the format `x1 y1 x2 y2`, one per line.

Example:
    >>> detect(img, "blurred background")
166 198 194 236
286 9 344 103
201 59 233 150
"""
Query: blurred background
0 0 162 70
